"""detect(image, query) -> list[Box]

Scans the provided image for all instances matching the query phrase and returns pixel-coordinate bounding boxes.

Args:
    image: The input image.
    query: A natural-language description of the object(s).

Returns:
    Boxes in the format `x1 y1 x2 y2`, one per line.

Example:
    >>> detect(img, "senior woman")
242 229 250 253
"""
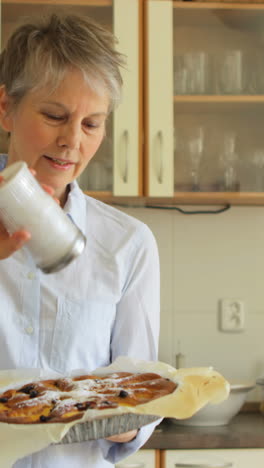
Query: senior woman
0 11 160 468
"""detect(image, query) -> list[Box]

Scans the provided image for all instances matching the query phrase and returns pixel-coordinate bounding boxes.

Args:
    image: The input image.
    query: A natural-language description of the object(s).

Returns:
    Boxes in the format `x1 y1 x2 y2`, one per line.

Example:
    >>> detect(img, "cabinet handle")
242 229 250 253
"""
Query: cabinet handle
156 130 164 184
175 462 233 468
122 129 129 183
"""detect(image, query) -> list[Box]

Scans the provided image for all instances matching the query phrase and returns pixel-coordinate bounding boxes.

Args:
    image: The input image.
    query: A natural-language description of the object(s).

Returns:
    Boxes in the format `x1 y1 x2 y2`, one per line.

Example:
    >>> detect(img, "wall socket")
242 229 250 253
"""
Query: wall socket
219 298 245 332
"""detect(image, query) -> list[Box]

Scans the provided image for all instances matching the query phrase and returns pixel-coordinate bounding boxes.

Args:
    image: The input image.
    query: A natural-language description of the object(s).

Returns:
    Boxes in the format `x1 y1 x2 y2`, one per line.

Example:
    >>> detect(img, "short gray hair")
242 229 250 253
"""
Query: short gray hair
0 11 126 111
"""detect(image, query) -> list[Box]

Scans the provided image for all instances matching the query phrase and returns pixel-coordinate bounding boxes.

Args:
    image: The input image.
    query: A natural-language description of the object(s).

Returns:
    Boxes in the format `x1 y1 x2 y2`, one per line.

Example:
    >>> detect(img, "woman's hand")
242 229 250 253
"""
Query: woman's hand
106 429 138 443
0 172 59 260
0 222 31 260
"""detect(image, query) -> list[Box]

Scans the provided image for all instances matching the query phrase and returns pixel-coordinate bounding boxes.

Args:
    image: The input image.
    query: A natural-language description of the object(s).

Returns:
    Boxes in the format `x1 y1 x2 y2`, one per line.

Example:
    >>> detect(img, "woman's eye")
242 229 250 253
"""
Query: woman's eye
44 113 64 121
84 121 99 129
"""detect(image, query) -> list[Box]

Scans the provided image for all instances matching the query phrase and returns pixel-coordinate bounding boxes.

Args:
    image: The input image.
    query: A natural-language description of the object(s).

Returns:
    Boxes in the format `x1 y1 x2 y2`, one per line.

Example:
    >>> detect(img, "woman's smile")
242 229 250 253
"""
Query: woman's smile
43 155 76 170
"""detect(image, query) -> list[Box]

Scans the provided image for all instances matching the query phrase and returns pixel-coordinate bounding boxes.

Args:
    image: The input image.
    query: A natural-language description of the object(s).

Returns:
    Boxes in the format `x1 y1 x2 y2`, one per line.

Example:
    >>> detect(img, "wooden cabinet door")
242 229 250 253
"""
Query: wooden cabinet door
113 0 141 196
145 0 174 197
115 448 158 468
162 448 264 468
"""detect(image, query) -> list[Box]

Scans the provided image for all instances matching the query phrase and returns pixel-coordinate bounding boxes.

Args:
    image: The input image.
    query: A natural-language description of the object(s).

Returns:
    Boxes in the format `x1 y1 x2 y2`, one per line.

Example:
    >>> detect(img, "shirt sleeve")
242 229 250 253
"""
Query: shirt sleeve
98 222 161 463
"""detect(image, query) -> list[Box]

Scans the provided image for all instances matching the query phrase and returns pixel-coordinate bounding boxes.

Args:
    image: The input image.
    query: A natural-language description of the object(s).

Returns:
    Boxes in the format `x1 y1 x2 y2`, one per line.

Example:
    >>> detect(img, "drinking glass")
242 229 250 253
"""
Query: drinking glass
174 52 208 95
174 54 187 95
251 49 264 94
219 132 239 191
215 50 243 95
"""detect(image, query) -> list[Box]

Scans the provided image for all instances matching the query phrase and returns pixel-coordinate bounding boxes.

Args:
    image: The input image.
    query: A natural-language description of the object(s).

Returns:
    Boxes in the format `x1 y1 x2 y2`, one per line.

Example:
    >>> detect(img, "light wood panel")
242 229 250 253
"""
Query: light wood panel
174 96 264 113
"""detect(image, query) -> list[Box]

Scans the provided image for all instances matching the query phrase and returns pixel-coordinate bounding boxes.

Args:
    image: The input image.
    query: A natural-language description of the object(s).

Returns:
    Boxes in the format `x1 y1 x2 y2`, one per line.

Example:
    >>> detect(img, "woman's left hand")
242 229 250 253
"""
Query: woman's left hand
106 429 138 443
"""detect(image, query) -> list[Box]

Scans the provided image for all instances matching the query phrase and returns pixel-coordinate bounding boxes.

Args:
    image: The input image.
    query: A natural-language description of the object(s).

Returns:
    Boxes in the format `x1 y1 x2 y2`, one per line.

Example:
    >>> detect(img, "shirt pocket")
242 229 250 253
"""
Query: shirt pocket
50 297 116 374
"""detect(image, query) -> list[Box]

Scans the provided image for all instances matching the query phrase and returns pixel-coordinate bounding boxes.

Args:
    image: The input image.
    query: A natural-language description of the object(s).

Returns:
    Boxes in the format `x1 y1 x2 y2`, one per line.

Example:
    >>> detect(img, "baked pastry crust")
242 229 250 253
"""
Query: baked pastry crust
0 372 177 424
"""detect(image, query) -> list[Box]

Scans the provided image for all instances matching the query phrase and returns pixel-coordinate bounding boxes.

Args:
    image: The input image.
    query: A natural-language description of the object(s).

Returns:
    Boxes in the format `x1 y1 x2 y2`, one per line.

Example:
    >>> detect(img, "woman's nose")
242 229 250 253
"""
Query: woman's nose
56 124 81 150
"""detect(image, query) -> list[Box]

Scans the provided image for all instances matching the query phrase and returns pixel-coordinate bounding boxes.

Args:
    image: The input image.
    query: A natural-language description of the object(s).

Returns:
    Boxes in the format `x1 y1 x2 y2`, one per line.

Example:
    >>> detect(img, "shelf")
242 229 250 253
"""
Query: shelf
174 95 264 102
173 1 264 11
173 95 264 112
1 0 111 5
1 0 112 32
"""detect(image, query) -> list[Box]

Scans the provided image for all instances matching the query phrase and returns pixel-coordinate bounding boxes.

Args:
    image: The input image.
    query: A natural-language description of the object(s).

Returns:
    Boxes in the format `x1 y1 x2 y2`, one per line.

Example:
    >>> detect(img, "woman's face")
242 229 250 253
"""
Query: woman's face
0 68 109 204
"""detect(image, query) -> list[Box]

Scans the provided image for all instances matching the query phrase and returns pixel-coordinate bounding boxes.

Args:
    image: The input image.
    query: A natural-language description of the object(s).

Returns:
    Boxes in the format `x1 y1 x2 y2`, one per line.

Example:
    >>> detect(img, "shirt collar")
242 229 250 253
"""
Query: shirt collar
63 180 87 235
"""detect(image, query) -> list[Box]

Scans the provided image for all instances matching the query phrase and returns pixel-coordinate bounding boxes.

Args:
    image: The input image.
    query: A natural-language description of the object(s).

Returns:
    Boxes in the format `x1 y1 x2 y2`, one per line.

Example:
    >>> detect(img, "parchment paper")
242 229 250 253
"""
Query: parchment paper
0 357 230 467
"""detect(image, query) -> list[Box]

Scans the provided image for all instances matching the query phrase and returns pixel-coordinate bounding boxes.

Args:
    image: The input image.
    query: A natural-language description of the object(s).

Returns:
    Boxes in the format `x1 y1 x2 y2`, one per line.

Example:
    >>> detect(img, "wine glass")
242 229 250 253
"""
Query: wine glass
252 149 264 192
187 126 204 191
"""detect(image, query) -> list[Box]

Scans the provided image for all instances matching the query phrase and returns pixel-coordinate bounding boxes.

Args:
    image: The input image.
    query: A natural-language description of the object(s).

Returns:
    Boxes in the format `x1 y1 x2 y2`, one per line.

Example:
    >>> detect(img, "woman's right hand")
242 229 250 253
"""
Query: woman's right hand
0 222 31 260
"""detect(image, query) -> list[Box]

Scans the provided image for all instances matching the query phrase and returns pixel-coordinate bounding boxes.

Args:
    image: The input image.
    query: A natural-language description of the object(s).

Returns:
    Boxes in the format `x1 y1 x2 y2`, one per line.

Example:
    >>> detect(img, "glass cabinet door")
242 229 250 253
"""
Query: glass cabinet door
0 0 141 197
173 2 264 203
146 0 264 205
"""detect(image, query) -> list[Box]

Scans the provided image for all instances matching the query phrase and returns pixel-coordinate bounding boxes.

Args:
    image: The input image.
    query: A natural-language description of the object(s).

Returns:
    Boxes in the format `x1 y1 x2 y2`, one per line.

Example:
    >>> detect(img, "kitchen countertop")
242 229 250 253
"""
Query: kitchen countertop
143 413 264 450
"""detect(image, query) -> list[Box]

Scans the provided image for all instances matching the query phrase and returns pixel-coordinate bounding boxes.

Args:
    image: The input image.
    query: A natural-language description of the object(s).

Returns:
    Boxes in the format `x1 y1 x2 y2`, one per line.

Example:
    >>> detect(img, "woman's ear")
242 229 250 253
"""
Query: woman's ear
0 85 13 132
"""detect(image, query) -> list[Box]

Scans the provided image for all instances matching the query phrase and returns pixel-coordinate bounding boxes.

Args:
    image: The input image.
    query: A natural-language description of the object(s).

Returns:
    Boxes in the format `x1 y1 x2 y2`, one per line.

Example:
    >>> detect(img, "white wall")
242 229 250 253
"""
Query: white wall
118 205 264 401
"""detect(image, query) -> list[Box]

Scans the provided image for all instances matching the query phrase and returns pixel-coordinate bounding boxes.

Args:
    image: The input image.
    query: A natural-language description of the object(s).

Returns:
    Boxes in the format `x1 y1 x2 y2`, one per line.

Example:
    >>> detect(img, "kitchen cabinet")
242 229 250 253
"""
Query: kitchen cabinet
145 0 264 205
2 1 264 205
0 0 142 197
161 449 264 468
115 448 159 468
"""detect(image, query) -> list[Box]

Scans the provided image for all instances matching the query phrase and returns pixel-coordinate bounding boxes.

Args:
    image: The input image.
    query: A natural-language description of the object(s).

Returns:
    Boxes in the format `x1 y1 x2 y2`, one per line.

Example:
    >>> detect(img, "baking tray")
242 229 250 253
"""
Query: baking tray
59 413 160 444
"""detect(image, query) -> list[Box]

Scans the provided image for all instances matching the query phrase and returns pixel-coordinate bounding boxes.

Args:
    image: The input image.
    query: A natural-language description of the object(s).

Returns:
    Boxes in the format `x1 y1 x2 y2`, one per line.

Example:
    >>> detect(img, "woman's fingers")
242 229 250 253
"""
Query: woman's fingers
106 429 138 443
0 229 31 260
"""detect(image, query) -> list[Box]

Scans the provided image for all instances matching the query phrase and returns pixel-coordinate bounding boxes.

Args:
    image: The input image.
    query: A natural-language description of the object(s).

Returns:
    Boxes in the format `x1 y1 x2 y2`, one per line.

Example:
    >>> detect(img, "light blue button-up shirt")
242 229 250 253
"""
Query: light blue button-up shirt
0 156 160 467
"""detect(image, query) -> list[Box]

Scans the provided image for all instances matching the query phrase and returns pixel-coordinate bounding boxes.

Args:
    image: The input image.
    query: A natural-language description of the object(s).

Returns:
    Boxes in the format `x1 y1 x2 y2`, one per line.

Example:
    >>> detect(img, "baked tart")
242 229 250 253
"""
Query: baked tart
0 371 177 424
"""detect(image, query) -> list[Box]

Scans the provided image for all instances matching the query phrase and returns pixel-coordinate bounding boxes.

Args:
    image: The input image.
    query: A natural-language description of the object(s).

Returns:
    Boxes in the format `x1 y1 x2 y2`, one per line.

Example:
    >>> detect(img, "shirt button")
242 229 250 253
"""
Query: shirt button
27 272 35 280
25 326 34 335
